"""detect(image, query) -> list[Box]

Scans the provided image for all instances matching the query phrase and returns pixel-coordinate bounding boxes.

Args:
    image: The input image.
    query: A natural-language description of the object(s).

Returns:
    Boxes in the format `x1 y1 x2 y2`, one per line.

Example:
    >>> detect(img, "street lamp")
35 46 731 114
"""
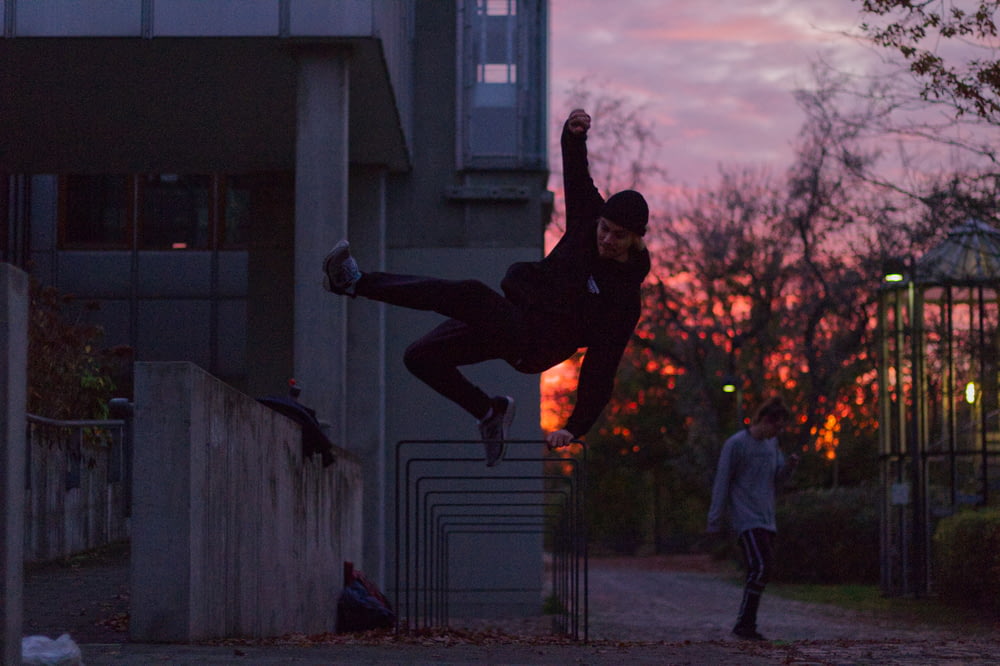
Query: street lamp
721 373 743 425
883 257 908 284
965 381 977 405
724 333 746 426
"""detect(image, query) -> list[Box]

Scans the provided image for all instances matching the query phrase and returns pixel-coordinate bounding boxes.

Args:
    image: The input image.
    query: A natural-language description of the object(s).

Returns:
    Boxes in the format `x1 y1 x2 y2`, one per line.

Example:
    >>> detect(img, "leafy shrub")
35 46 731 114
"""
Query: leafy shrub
586 466 648 554
932 508 1000 617
773 485 879 584
27 279 131 420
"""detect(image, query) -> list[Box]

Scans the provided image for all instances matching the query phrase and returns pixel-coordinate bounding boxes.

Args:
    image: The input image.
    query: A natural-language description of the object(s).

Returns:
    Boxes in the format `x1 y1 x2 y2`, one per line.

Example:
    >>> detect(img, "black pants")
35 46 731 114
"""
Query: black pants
736 528 775 629
355 271 529 420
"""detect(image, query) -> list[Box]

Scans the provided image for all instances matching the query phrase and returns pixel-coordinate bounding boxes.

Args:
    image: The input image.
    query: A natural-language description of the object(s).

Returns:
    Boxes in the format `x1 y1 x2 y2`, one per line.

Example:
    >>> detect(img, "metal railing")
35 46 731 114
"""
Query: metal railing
24 401 133 562
394 439 588 641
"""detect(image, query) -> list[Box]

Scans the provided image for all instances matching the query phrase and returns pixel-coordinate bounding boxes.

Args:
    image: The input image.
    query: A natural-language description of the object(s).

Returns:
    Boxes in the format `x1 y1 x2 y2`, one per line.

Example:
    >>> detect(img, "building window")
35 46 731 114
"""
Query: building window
59 173 258 250
222 175 253 248
59 175 130 248
474 0 518 107
458 0 547 170
140 174 211 250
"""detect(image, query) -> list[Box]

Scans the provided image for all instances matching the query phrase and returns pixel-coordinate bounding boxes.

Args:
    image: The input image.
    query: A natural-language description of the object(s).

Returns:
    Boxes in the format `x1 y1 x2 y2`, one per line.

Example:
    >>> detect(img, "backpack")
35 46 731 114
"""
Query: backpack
336 562 395 632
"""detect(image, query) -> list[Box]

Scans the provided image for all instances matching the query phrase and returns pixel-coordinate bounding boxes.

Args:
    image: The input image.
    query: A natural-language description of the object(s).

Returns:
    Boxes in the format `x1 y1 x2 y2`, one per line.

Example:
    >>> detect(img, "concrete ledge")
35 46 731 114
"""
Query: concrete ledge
130 362 362 642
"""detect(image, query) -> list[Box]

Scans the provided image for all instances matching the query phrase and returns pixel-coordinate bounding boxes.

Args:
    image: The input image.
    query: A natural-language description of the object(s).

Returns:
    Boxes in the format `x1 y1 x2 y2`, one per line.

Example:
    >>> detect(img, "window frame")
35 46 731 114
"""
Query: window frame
455 0 547 171
58 173 253 251
57 174 133 250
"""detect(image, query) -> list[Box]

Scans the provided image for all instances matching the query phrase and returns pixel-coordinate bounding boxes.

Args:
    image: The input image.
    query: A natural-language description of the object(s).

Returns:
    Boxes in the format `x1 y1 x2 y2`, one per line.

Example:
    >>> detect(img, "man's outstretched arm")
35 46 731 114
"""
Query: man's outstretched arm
546 336 627 450
561 108 605 227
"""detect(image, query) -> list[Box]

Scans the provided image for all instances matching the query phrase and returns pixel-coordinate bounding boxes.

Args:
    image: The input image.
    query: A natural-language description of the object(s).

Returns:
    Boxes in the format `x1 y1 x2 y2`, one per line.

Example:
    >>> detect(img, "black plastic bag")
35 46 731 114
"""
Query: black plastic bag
256 393 335 467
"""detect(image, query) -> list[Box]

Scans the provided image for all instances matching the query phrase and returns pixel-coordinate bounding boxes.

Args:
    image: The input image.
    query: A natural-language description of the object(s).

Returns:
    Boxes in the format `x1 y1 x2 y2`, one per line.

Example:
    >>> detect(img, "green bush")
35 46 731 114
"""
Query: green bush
27 279 131 420
932 508 1000 617
586 466 648 554
772 485 879 584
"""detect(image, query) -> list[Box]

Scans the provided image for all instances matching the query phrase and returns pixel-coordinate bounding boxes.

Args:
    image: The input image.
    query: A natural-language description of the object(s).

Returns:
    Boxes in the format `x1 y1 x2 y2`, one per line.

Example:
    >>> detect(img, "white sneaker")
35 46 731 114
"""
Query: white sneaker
323 240 362 295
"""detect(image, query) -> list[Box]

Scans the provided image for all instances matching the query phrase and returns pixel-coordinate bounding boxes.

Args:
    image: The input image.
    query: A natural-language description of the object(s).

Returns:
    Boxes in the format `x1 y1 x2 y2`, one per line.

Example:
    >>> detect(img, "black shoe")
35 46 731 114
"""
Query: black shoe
478 396 515 467
323 240 362 295
732 624 766 641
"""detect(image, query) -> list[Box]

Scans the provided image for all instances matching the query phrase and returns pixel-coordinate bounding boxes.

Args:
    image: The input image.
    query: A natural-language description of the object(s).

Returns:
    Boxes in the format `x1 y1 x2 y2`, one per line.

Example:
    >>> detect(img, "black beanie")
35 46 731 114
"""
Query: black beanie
600 190 648 236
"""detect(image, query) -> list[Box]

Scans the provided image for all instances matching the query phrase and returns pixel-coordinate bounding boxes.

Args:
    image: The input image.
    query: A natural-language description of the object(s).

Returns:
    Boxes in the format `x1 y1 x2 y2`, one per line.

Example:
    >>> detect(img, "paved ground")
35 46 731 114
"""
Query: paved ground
23 541 130 645
23 545 1000 664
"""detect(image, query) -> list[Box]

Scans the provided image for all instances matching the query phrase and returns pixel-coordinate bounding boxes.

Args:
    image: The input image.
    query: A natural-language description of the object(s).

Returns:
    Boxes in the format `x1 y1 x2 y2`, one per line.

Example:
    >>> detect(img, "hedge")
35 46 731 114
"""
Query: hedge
772 485 880 584
932 508 1000 616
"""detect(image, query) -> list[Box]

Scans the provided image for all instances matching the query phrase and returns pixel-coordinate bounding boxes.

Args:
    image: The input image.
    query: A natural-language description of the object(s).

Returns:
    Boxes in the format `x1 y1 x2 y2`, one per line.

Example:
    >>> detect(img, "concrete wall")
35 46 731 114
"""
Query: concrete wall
130 362 362 642
0 263 28 666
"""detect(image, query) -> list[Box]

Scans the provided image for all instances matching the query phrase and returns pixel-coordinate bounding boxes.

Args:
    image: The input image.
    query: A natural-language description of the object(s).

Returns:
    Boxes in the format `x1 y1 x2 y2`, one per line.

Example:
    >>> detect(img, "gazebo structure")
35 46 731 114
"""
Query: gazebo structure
878 219 1000 597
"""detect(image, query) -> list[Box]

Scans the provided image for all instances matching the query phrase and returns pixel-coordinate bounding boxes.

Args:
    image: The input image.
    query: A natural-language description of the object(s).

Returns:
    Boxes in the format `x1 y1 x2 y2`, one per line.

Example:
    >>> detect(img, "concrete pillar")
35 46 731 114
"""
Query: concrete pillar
1 263 28 666
346 166 387 582
293 50 351 445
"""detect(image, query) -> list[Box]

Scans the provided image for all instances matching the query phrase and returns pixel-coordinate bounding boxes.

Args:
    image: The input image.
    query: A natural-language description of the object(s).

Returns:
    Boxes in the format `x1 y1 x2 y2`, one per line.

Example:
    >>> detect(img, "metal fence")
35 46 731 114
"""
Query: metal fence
394 439 588 641
24 404 133 562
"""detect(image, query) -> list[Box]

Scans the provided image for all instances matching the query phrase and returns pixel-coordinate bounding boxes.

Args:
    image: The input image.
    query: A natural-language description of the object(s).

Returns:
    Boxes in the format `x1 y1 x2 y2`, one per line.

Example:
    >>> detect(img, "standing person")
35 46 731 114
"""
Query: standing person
706 396 799 640
322 108 650 466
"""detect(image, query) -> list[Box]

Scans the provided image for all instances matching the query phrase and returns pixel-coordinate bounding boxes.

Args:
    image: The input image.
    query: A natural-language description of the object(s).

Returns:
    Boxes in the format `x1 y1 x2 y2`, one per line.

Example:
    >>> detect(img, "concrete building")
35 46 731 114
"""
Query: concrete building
1 0 551 618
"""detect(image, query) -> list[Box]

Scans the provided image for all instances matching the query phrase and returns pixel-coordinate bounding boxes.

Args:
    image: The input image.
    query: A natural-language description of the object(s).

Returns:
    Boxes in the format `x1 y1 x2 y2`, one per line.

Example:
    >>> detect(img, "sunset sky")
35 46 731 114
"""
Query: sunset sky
547 0 882 187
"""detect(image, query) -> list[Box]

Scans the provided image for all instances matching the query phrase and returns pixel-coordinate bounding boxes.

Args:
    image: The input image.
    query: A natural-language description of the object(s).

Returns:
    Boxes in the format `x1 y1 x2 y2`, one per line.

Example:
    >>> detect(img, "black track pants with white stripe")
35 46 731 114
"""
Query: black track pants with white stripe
736 527 775 628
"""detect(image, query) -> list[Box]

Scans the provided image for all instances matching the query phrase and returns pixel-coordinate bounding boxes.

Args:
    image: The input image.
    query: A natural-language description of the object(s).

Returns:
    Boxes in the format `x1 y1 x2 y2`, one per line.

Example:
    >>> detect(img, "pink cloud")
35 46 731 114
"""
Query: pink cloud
549 0 874 185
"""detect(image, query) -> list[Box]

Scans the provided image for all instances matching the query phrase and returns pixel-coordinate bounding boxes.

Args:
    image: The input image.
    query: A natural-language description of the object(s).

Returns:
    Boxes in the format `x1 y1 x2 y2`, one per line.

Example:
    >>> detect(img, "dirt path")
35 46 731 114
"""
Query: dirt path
24 548 994 646
586 556 957 643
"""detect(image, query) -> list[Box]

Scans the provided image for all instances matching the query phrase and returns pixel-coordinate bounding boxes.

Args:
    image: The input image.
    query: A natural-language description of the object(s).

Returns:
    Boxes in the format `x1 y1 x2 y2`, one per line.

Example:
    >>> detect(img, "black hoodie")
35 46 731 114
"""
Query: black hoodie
500 119 650 437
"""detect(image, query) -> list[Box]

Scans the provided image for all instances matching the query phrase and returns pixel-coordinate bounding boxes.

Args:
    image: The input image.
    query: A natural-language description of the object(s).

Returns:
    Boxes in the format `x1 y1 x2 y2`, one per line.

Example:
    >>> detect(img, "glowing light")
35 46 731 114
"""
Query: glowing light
965 381 977 405
883 272 905 283
814 412 840 459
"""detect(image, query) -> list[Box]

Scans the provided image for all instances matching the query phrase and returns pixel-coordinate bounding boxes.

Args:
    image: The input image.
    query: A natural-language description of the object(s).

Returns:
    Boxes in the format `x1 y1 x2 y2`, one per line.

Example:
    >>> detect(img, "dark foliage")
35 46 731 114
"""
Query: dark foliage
27 278 132 420
933 508 1000 617
773 485 880 584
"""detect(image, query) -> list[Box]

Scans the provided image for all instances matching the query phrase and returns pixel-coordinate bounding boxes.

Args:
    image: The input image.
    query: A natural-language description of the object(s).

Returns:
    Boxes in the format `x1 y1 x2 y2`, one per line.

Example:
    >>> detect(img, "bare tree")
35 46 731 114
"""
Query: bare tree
794 60 1000 241
546 69 1000 550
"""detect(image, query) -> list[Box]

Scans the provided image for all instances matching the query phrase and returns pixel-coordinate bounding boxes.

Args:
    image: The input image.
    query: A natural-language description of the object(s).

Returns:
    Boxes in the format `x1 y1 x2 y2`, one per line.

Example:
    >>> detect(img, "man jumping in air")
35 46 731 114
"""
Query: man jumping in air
323 108 650 466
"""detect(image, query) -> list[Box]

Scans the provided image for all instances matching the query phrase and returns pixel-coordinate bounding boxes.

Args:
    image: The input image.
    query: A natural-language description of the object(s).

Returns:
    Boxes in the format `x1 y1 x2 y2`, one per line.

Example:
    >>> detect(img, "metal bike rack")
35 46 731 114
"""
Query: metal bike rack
394 440 588 640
